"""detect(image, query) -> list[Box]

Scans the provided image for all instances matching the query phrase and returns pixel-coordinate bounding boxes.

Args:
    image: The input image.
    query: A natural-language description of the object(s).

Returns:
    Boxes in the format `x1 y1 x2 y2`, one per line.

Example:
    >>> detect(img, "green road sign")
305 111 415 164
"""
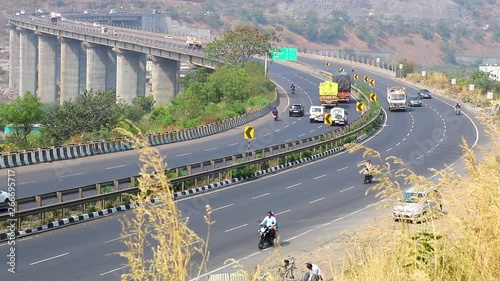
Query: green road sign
270 48 297 61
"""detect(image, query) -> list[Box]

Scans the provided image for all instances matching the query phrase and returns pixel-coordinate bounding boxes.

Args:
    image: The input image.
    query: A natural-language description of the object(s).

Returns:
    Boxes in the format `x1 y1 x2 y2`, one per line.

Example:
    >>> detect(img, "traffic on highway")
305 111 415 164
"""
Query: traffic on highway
0 11 481 281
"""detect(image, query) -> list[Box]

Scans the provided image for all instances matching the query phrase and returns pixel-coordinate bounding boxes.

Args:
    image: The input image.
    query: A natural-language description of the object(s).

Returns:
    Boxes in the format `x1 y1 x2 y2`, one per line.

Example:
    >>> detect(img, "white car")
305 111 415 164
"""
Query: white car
309 106 325 123
0 190 9 203
393 187 442 223
329 107 348 126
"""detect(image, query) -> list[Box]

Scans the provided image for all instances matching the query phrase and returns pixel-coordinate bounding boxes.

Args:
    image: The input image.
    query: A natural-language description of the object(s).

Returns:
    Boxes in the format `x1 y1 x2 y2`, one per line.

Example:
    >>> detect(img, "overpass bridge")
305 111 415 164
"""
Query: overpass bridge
6 11 219 104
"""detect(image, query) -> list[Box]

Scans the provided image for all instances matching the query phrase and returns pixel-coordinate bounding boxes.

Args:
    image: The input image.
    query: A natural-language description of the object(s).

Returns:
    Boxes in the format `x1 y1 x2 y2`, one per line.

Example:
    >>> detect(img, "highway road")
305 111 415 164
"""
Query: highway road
0 62 362 198
0 56 481 280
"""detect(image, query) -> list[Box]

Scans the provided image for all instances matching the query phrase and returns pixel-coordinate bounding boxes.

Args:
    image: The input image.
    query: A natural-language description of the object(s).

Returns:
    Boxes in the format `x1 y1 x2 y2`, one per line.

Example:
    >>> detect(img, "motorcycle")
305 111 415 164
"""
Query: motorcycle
455 107 461 115
363 169 373 184
291 87 295 94
258 224 275 249
272 113 278 121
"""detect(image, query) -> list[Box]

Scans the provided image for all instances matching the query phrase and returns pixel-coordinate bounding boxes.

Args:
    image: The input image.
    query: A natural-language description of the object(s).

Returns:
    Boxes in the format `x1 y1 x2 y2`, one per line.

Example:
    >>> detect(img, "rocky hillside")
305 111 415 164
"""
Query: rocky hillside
1 0 499 67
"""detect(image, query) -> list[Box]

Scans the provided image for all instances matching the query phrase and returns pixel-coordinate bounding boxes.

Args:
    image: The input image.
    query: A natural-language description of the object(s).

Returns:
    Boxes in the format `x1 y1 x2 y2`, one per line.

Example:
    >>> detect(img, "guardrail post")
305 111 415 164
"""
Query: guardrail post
114 180 120 190
211 160 215 170
79 187 83 199
130 177 137 188
56 192 63 203
96 183 102 194
35 195 42 208
187 166 192 175
200 161 204 172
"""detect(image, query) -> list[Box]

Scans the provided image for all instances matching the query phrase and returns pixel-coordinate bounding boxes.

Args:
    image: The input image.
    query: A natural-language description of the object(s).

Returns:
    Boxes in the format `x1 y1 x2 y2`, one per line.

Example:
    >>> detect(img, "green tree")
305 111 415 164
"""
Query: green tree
491 24 500 41
319 21 345 43
436 22 451 38
205 25 281 66
42 90 122 144
0 92 43 149
207 65 251 103
131 95 156 113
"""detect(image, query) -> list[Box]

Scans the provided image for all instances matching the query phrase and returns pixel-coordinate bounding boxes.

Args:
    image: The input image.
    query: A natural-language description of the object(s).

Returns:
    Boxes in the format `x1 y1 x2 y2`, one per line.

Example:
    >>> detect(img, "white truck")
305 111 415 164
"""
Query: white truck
387 86 407 111
186 36 202 49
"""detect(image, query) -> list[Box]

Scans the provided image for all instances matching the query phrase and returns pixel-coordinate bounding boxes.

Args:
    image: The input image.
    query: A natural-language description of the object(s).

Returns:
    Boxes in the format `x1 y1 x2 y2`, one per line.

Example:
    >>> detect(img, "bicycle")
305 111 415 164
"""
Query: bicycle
276 256 302 280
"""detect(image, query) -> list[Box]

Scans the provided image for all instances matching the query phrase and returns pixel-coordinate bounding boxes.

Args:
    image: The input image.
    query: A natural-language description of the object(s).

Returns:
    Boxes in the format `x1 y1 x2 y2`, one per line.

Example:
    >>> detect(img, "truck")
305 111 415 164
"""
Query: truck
50 12 61 24
186 36 203 49
334 71 351 102
387 86 407 111
319 81 339 107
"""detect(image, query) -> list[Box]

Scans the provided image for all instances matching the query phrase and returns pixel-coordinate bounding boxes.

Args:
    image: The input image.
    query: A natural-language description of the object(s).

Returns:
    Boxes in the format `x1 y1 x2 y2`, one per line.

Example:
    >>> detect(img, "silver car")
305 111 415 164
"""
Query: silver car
393 187 442 223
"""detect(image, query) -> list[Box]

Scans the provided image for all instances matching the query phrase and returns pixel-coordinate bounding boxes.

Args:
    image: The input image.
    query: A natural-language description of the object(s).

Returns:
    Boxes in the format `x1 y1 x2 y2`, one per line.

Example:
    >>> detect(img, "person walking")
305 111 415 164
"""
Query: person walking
302 262 323 281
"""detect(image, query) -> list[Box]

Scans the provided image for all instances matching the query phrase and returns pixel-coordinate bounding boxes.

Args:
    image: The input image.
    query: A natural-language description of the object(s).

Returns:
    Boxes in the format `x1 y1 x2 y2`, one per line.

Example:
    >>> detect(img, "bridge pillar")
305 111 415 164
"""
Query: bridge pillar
37 34 58 103
60 37 81 103
8 26 20 90
83 42 107 91
114 48 146 103
150 56 180 105
106 49 117 90
19 29 38 97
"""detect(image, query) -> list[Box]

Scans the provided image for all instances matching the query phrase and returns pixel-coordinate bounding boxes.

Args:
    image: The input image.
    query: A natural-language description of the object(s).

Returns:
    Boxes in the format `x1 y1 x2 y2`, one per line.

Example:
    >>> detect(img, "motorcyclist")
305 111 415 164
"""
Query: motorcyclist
455 103 461 113
260 211 277 239
272 107 279 117
290 83 295 93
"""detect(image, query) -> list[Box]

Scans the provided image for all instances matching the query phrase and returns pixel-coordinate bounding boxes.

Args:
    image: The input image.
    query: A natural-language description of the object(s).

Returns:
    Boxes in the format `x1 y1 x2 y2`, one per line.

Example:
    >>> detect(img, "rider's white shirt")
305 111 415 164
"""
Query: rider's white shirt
261 216 276 227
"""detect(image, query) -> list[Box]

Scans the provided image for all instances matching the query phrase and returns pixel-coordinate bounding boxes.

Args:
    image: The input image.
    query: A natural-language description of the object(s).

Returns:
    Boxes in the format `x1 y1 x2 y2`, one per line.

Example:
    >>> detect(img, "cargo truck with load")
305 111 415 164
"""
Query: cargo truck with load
387 86 407 111
334 71 351 102
319 81 339 107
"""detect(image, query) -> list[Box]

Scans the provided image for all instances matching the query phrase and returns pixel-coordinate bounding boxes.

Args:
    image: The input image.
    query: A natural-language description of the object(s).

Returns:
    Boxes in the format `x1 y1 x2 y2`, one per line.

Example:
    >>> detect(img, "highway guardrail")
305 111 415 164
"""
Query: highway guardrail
0 84 383 237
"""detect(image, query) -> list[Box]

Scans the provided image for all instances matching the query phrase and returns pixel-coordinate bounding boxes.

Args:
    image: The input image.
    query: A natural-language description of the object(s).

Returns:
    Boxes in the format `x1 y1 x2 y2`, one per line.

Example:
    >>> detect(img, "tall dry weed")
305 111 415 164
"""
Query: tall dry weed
333 135 500 281
113 122 212 281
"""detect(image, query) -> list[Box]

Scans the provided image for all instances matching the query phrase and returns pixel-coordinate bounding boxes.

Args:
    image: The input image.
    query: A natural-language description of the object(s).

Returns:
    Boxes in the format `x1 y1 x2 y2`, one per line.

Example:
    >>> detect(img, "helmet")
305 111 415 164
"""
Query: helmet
367 159 371 164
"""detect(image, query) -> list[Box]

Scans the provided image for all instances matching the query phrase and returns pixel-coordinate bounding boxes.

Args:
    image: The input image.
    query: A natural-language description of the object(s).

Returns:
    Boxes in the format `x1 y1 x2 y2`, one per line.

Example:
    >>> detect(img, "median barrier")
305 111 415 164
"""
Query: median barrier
0 107 383 242
0 90 384 241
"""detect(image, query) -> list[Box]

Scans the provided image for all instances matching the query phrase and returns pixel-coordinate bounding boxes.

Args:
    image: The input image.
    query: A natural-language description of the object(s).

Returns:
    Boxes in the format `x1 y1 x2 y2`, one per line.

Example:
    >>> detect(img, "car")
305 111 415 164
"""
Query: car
289 104 305 117
164 35 173 39
418 89 432 99
309 105 325 123
393 187 442 223
93 21 100 27
328 107 348 126
408 95 422 107
0 190 9 203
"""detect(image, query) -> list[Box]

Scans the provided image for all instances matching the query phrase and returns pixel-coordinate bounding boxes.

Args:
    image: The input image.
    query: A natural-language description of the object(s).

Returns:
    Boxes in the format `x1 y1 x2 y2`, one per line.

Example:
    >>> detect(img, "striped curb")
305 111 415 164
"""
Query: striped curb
0 129 375 242
0 95 279 170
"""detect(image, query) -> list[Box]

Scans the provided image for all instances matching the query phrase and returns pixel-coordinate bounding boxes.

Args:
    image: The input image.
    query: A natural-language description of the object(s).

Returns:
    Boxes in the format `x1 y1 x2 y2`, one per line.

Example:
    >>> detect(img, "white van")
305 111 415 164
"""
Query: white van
329 107 348 125
309 106 325 123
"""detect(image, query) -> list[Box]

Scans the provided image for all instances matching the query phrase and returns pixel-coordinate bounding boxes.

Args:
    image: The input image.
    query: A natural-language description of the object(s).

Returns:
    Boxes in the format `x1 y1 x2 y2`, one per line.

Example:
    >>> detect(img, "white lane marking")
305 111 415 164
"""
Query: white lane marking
204 147 217 151
386 148 393 152
225 224 248 233
263 133 270 137
60 172 84 178
212 204 234 212
309 130 315 133
29 252 69 265
406 132 410 137
275 129 281 132
340 186 355 193
309 197 325 204
402 137 407 142
18 181 36 185
313 174 326 180
284 125 289 128
298 134 305 138
285 183 301 189
317 125 322 129
292 121 296 124
100 265 130 276
228 143 238 147
275 209 291 216
337 167 348 172
396 142 401 146
105 232 137 243
416 155 423 160
105 164 127 170
177 152 193 157
285 138 293 142
298 118 302 121
252 193 270 199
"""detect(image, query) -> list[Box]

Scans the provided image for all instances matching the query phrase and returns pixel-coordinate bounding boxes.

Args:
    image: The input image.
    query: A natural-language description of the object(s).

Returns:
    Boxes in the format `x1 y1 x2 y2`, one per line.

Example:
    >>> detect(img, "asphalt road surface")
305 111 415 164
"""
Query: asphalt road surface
0 56 481 280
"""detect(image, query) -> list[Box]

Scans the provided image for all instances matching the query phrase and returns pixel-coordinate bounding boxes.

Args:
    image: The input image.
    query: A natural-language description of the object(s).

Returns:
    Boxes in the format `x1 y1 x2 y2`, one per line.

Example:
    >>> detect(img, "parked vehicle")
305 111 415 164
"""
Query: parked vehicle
318 81 339 107
408 95 422 107
393 187 442 223
329 107 348 125
0 190 9 203
288 104 305 117
309 106 325 123
387 86 407 111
